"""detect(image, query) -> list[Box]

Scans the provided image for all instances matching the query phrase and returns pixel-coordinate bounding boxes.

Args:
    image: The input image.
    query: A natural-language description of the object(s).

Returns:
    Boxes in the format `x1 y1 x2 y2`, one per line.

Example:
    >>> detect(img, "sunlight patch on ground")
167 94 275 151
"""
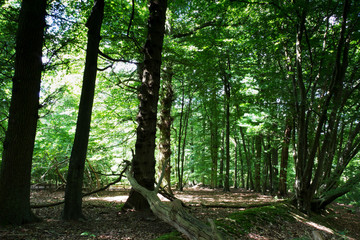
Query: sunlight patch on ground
86 194 169 203
289 212 342 238
247 233 270 239
87 195 128 202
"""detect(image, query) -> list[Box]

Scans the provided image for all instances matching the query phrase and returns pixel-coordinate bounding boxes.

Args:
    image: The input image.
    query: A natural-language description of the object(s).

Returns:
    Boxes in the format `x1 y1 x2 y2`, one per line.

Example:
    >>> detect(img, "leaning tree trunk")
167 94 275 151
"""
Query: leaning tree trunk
62 0 104 220
0 0 46 225
124 0 167 210
125 165 226 240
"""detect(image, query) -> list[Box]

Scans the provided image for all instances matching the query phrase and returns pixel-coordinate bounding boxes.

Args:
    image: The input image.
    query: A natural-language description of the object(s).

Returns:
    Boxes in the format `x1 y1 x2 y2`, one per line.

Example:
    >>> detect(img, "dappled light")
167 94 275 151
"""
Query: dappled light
19 188 360 239
1 0 359 238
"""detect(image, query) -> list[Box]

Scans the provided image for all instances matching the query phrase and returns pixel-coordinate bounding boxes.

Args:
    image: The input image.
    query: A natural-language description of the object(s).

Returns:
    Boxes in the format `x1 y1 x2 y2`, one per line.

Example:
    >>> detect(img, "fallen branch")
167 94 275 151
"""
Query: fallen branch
125 165 229 240
31 164 129 209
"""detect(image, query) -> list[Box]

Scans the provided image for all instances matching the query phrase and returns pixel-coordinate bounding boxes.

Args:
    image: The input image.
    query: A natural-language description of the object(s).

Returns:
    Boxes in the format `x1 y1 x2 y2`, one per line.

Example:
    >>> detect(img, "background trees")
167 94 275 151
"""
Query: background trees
0 0 359 223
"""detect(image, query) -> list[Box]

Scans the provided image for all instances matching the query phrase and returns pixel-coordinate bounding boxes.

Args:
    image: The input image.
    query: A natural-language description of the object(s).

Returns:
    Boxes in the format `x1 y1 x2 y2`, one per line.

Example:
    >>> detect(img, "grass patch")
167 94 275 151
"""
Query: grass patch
215 203 295 236
154 231 182 240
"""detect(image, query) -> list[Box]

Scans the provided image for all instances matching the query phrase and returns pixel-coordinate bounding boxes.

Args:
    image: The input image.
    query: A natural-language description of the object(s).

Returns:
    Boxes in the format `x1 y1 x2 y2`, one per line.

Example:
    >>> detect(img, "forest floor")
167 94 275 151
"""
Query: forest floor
0 187 359 240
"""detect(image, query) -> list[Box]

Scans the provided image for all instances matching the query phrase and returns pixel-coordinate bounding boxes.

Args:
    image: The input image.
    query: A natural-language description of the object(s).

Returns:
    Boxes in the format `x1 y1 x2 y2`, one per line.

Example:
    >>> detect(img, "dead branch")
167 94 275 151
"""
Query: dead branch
125 165 229 240
31 163 129 209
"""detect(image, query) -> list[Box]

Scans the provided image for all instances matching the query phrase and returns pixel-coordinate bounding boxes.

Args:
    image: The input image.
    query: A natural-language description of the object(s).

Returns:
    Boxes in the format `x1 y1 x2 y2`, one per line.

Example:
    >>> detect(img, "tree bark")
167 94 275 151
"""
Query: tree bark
254 135 262 192
158 64 174 195
125 165 226 240
62 0 104 220
124 0 167 210
223 67 231 192
0 0 46 225
279 119 291 197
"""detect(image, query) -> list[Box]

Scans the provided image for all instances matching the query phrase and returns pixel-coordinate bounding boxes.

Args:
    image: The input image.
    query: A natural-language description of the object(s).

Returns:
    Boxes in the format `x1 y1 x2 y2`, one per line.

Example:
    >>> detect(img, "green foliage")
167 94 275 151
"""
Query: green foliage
154 231 182 240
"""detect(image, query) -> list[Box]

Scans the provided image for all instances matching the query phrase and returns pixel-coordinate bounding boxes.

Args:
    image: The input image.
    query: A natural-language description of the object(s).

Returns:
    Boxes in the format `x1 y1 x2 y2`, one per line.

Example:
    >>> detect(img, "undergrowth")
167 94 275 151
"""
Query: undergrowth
215 203 295 236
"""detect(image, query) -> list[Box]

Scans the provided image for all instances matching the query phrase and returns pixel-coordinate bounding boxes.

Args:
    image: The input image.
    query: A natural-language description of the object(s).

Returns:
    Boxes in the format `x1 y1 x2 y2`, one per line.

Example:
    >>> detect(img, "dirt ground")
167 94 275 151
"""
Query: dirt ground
0 187 359 240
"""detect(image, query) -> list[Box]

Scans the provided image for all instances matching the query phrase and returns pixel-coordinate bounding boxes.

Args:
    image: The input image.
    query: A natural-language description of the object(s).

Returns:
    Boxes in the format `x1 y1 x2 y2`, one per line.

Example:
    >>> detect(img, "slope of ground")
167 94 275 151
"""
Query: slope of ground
0 187 358 240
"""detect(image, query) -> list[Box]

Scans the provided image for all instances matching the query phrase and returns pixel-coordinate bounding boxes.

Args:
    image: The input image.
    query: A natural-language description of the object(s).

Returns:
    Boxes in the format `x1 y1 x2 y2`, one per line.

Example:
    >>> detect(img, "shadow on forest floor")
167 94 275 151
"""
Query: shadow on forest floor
0 187 359 239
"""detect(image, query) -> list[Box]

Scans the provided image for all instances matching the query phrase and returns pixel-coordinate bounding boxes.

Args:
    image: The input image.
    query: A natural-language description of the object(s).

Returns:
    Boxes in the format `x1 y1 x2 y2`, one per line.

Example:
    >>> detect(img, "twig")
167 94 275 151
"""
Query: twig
31 162 130 209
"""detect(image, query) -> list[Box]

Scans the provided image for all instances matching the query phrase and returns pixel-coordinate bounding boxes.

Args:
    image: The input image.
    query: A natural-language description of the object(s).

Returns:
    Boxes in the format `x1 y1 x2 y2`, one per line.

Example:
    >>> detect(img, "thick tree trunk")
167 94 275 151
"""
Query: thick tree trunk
0 0 46 225
158 64 174 195
62 0 104 220
124 0 167 210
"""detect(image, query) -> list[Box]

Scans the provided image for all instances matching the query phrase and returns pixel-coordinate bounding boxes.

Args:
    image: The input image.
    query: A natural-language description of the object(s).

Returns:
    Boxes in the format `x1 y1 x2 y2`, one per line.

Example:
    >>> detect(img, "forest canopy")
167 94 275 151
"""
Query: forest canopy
0 0 360 225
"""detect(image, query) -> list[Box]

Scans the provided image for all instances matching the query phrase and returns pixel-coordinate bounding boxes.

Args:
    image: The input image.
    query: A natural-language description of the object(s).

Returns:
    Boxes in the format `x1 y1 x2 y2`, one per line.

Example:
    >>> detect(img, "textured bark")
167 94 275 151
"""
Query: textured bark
124 0 167 210
0 0 46 225
125 167 226 240
62 0 104 220
158 64 174 195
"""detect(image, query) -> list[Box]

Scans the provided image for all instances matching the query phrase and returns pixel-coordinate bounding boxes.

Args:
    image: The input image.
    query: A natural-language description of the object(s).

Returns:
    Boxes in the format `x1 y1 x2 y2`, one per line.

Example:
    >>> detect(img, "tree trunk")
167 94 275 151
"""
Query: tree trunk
254 135 262 192
223 68 231 192
124 0 167 210
240 127 253 190
279 120 291 196
210 89 219 189
125 165 226 240
0 0 46 225
158 64 174 195
234 138 238 189
178 95 192 190
62 0 104 220
271 145 279 194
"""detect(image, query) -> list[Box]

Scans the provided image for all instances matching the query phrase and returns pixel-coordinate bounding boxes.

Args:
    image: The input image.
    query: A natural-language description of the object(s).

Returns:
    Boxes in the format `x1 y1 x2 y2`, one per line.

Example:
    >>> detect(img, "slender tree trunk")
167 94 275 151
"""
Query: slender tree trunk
234 138 238 189
279 120 292 197
62 0 104 220
263 137 271 193
210 89 219 189
223 69 231 192
240 127 253 189
179 97 192 190
176 83 185 190
124 0 167 210
254 135 262 192
218 126 225 188
271 145 279 194
158 64 174 195
0 0 46 225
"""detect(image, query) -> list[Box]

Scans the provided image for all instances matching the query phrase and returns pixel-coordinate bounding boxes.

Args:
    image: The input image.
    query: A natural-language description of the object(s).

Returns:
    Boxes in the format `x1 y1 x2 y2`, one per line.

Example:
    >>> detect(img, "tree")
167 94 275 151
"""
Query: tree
0 0 46 225
288 0 360 213
124 0 168 210
279 118 291 196
158 63 174 195
223 58 231 192
63 0 104 220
